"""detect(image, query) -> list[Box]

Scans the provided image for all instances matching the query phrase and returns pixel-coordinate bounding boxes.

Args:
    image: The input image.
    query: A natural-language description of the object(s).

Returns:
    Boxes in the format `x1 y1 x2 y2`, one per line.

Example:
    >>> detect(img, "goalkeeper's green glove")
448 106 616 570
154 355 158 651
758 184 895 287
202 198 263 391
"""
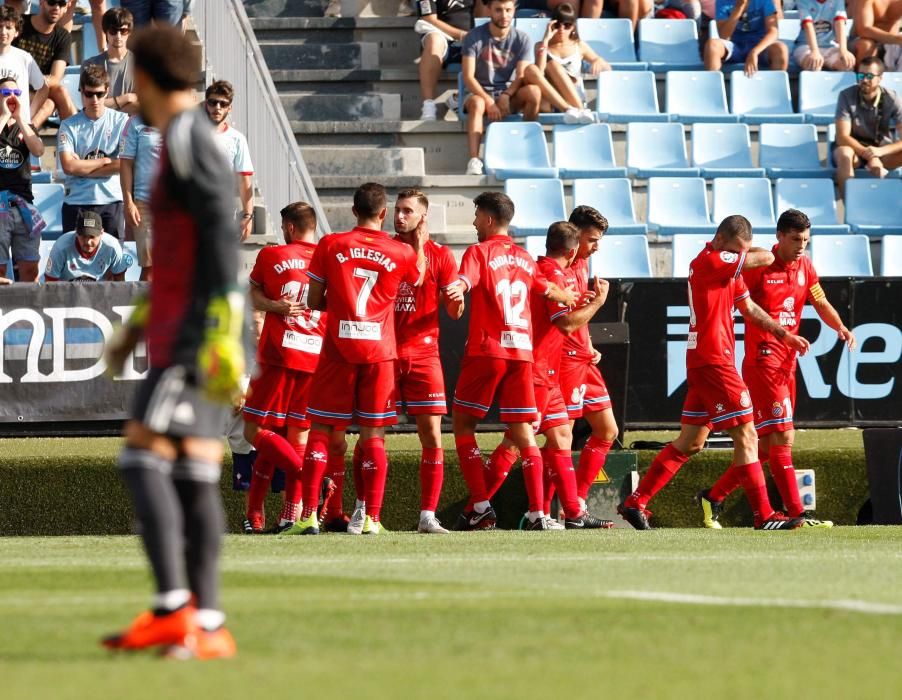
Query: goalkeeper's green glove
197 291 246 404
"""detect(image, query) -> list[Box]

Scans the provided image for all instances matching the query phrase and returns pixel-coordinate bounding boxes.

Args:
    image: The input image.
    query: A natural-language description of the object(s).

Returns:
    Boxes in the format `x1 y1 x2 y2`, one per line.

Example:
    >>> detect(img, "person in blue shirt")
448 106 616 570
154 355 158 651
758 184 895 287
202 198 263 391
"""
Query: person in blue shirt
704 0 788 75
44 208 132 282
120 113 160 280
57 63 129 240
793 0 856 71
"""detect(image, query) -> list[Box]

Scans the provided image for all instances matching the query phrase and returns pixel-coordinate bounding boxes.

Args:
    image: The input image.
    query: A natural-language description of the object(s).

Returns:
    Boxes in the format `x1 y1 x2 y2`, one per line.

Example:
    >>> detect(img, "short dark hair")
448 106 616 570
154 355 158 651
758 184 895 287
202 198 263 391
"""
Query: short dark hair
568 205 609 234
858 56 885 74
0 75 17 88
280 202 317 233
354 182 387 219
473 191 515 225
545 221 580 255
0 6 22 33
777 208 811 234
396 188 429 211
130 26 201 91
716 214 753 241
206 80 235 103
102 7 133 33
80 63 110 91
551 3 579 40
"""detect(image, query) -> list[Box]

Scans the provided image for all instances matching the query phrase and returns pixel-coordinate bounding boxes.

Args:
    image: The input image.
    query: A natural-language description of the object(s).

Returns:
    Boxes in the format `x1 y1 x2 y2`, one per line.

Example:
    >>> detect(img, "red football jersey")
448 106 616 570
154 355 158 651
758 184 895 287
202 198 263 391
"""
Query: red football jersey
394 238 458 359
743 248 820 371
531 257 572 386
307 226 419 364
458 234 550 362
686 243 750 369
562 256 594 363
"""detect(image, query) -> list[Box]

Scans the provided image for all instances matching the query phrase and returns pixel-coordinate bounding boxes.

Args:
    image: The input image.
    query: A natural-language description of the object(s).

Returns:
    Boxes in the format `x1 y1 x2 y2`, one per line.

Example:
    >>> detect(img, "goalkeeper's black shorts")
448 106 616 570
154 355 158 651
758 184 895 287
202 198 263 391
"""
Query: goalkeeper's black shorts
132 365 229 440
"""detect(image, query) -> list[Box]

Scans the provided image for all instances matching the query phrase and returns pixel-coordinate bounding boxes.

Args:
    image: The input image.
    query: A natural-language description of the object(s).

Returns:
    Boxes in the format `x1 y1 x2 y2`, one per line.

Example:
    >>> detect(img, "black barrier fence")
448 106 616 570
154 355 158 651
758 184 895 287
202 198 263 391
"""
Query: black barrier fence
1 279 900 434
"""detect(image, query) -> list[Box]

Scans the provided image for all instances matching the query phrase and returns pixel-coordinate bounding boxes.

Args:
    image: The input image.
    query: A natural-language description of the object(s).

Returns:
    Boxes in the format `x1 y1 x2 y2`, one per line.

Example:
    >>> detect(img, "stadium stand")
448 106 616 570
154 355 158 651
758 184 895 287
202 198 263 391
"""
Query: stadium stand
514 17 551 49
552 124 626 179
759 123 830 178
665 71 738 123
571 178 647 235
626 122 698 177
596 71 669 123
809 235 874 276
646 177 715 235
671 233 712 276
843 180 902 235
729 71 802 124
798 71 856 124
690 123 766 178
774 179 850 234
505 178 567 235
712 178 776 231
484 122 558 179
881 236 902 275
577 18 646 70
33 184 66 240
591 235 653 278
638 19 704 70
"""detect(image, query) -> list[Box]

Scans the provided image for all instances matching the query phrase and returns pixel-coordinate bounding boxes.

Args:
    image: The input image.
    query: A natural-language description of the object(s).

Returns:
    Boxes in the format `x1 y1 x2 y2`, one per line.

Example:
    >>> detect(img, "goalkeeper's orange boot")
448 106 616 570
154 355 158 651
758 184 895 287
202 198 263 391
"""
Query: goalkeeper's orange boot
102 605 196 651
163 626 237 661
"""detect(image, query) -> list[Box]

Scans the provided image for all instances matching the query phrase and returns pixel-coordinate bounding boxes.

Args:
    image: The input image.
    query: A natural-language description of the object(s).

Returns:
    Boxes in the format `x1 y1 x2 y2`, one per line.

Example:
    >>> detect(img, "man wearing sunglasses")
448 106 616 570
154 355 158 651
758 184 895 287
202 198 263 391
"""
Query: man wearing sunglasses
83 7 138 114
204 80 255 242
44 208 131 281
0 5 48 126
13 0 77 129
57 63 129 239
833 56 902 193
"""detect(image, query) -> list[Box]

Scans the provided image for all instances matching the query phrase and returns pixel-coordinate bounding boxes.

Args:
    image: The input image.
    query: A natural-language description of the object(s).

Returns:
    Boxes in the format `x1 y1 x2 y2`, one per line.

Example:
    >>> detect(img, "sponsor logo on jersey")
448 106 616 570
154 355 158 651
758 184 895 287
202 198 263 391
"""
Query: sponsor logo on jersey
339 319 381 340
783 297 795 312
282 330 323 354
687 331 697 349
500 330 532 350
0 144 23 168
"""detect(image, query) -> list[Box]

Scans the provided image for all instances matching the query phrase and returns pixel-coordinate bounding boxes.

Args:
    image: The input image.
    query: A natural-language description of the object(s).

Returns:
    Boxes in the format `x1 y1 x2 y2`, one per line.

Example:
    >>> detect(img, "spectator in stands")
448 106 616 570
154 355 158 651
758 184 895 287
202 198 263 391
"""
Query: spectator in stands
204 80 255 241
581 1 652 29
850 0 902 62
83 7 138 113
0 5 48 126
44 208 130 281
120 0 183 27
793 0 856 71
0 74 44 283
416 0 474 121
704 0 788 75
526 3 607 123
461 0 539 175
59 1 107 53
14 0 77 128
833 56 902 193
58 63 128 238
120 113 159 280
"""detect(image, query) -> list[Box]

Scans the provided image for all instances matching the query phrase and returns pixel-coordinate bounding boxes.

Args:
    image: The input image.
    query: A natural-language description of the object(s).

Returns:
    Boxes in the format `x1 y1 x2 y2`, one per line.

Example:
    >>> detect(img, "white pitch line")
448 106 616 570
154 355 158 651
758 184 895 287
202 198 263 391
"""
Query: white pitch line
601 590 902 616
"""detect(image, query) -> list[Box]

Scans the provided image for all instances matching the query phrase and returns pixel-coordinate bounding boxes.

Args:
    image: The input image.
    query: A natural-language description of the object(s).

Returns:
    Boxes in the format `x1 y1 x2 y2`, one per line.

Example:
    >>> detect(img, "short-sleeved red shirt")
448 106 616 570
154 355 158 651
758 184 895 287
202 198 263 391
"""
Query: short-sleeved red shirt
249 241 325 372
686 243 750 369
307 227 419 364
531 256 572 386
743 248 820 372
394 238 458 359
458 234 550 362
562 256 593 362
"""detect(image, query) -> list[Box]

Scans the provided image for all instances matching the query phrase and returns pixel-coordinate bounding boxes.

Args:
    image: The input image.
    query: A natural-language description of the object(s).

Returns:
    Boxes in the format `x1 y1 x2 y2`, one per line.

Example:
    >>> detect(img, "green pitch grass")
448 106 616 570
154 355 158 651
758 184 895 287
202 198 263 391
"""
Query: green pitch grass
2 528 900 700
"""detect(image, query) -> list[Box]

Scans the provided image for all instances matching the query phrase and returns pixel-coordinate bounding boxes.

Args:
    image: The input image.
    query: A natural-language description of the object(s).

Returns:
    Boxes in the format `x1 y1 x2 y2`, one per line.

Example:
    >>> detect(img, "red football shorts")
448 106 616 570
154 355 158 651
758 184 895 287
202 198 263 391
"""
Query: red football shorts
305 353 397 428
743 361 796 437
243 363 313 429
681 364 754 430
559 359 612 419
534 382 570 435
453 356 538 423
396 354 447 415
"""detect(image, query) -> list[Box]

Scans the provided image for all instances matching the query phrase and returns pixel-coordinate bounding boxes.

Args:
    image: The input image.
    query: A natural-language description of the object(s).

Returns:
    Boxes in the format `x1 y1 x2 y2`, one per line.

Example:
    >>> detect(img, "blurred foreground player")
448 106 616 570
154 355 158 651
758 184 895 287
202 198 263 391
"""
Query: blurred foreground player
102 27 243 659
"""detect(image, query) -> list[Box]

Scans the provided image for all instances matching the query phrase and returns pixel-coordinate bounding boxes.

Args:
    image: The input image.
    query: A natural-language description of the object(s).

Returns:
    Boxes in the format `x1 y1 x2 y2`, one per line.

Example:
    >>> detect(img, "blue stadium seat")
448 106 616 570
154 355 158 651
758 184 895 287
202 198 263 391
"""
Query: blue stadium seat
514 18 551 52
577 18 647 70
590 235 653 278
33 183 65 239
572 178 647 235
524 234 546 261
596 71 669 123
505 178 566 235
882 72 902 94
666 71 739 123
881 235 902 275
552 124 626 178
638 19 704 70
81 21 100 61
774 179 850 234
626 122 698 177
63 71 83 112
671 234 713 277
646 177 715 235
759 123 829 178
799 71 856 124
474 17 489 28
712 178 775 231
809 235 873 276
730 72 803 124
777 18 801 57
690 123 766 178
844 179 902 234
484 122 557 179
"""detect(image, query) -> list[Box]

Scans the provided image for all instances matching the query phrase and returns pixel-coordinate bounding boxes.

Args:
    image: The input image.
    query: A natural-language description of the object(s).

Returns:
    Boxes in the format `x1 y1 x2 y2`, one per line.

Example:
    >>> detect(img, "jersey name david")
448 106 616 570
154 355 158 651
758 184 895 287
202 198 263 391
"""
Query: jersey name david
561 256 593 363
743 249 820 371
458 234 550 362
250 241 326 372
394 238 458 358
308 226 419 364
531 257 572 386
686 243 750 369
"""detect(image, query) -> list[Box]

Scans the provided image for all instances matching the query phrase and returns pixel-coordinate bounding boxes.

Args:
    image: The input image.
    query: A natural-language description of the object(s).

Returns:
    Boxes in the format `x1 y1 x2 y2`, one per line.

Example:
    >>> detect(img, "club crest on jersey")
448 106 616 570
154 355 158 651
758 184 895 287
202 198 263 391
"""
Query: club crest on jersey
772 402 783 417
740 391 751 408
720 251 738 263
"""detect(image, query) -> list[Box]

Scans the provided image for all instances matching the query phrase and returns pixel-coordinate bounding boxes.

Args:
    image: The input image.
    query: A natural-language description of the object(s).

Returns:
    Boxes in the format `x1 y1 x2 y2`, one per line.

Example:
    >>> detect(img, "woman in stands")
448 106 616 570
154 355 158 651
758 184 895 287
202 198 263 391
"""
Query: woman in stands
525 4 608 124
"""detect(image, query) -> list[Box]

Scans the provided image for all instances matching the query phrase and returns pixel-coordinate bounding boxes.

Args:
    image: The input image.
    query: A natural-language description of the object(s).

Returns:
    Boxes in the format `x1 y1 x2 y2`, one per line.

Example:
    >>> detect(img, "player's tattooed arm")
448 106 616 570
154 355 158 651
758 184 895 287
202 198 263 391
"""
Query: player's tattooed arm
412 219 429 287
812 295 856 350
742 247 775 270
737 296 811 355
306 279 327 311
250 283 302 317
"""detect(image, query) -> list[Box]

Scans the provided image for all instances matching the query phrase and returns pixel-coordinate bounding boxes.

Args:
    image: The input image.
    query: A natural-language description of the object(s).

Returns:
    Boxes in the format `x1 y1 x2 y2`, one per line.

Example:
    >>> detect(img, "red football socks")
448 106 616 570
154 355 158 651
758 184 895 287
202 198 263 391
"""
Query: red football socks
419 447 444 512
253 429 303 476
625 443 689 509
520 446 545 513
736 461 775 526
708 464 742 502
352 443 364 501
300 431 329 520
542 447 555 514
279 442 305 522
327 452 346 517
361 437 388 522
484 443 519 501
576 437 613 500
455 435 487 504
769 445 803 517
550 448 581 518
246 453 275 521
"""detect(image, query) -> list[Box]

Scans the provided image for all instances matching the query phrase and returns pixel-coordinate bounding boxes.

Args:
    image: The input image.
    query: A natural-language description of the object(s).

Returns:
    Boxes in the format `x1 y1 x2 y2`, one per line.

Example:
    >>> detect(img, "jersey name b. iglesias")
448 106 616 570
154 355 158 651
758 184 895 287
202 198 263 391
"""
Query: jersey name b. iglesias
743 248 821 371
250 240 325 372
458 234 551 362
307 226 419 364
686 243 750 369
